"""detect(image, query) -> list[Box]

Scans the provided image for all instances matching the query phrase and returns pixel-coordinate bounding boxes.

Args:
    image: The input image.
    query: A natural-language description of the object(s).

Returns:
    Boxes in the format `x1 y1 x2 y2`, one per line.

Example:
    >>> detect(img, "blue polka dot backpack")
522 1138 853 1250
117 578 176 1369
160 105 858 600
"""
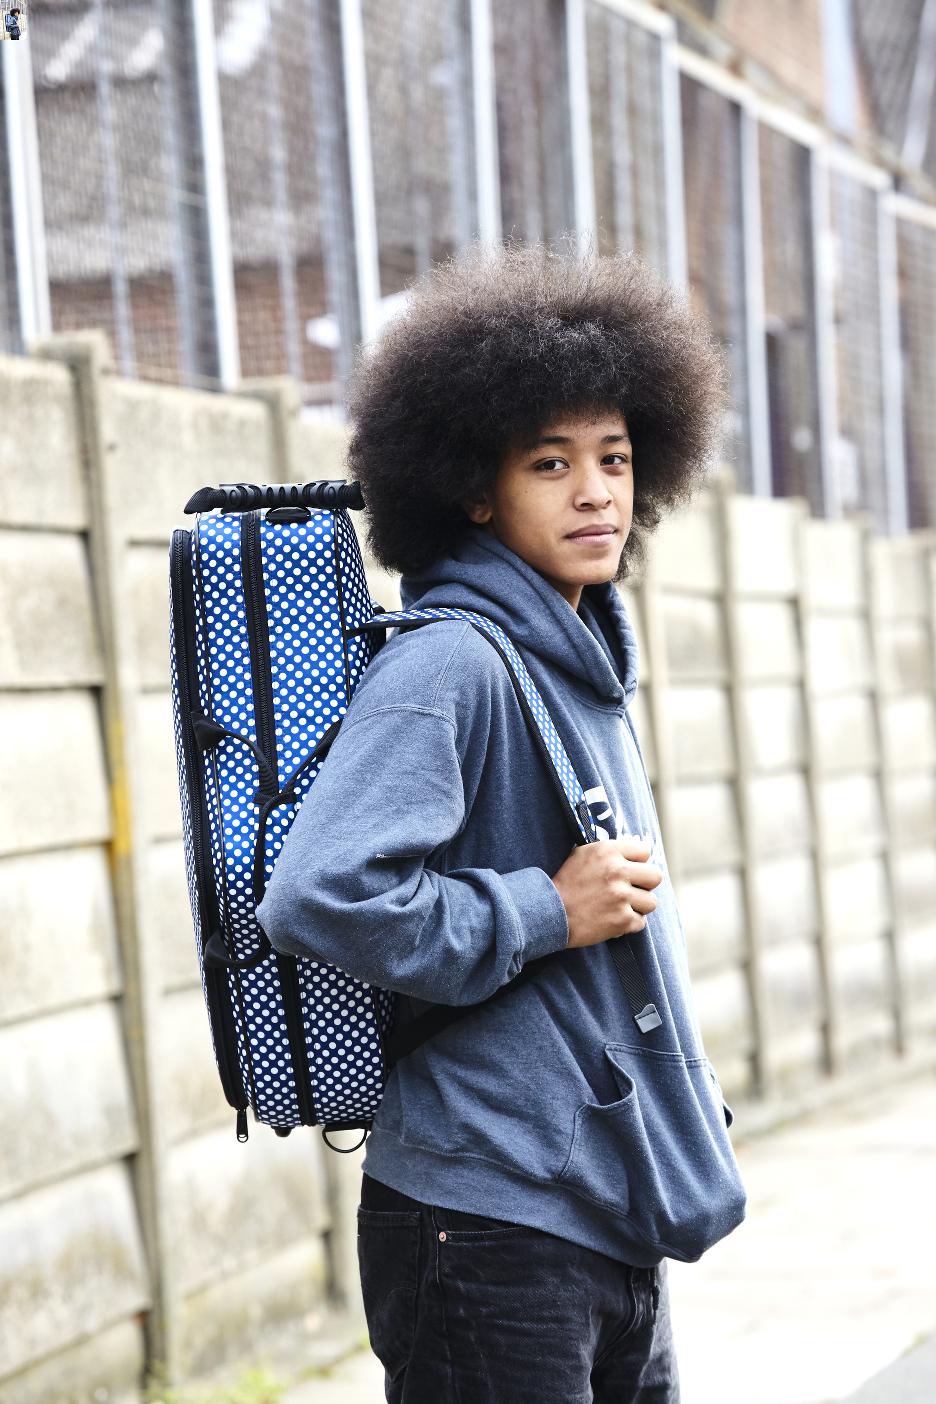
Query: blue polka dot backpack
169 481 659 1149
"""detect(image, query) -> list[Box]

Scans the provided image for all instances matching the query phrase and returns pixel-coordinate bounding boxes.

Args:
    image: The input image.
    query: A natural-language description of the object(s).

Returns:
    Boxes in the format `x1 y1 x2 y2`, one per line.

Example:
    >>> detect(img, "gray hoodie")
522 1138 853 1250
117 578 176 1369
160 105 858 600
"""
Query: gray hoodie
256 524 747 1266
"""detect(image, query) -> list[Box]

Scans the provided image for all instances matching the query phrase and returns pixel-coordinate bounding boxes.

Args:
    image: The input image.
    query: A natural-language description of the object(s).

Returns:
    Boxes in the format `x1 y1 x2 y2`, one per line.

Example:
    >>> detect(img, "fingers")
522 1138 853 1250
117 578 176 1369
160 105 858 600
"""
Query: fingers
619 857 664 891
625 884 658 916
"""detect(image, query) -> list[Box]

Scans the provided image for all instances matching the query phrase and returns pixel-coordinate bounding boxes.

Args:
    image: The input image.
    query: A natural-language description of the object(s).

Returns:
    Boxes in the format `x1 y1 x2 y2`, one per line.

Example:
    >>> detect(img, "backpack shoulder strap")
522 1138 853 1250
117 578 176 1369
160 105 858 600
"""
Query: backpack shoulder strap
350 608 663 1050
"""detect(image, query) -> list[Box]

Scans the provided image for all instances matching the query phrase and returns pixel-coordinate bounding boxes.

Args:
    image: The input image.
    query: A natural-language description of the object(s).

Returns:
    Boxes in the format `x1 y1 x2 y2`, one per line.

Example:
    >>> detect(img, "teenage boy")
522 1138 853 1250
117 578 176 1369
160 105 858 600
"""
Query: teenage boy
256 241 748 1403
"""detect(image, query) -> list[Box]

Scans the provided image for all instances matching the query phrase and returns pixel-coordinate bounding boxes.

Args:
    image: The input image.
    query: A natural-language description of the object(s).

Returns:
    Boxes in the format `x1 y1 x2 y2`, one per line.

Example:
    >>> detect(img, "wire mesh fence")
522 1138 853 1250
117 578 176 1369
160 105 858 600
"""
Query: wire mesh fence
827 165 887 522
1 0 935 528
586 0 669 277
758 122 824 516
896 214 936 529
680 73 751 490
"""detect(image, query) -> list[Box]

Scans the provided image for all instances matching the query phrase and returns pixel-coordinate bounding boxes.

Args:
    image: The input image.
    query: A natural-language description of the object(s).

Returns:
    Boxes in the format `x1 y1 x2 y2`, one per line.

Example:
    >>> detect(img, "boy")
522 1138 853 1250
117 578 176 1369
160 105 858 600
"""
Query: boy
256 241 748 1403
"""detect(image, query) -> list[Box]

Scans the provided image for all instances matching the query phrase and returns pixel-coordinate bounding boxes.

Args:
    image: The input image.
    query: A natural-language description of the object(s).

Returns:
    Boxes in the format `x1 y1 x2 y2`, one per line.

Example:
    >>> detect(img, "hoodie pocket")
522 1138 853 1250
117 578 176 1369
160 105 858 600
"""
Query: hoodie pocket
556 1043 746 1262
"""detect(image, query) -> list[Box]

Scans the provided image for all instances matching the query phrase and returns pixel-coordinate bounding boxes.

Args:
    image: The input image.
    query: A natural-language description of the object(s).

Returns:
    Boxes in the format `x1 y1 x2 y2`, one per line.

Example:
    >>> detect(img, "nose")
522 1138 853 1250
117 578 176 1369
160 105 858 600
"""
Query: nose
574 460 613 509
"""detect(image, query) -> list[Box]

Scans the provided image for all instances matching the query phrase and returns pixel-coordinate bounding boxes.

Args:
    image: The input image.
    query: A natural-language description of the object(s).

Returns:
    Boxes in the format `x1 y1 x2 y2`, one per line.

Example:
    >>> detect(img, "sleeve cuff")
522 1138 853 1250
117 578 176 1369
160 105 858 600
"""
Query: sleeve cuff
500 866 570 966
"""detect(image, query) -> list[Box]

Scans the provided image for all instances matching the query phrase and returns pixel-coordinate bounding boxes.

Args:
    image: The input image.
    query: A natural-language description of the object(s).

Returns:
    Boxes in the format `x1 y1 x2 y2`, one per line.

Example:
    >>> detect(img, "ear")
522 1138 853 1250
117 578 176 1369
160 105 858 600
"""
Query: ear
462 493 493 526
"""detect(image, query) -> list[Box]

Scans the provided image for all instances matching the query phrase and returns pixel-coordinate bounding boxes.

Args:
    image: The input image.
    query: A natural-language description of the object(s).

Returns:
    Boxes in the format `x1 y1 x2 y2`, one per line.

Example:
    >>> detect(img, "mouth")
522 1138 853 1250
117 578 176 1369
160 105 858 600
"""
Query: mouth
566 526 618 541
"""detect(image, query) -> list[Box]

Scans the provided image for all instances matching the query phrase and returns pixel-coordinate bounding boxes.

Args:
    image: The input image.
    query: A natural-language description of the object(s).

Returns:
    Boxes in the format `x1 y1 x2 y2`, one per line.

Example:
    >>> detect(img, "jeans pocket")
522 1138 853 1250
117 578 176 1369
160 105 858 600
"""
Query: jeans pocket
557 1043 747 1262
356 1207 420 1383
432 1204 541 1240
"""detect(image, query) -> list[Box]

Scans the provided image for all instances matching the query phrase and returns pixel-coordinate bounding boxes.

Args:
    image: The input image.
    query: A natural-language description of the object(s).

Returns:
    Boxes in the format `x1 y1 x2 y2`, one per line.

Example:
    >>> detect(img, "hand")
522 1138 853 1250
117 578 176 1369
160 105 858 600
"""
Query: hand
550 836 663 950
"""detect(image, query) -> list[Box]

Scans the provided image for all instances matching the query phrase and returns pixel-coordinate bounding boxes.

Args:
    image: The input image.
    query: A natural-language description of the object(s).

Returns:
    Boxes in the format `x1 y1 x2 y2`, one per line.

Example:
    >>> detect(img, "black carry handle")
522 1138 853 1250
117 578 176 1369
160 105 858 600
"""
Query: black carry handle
184 481 365 514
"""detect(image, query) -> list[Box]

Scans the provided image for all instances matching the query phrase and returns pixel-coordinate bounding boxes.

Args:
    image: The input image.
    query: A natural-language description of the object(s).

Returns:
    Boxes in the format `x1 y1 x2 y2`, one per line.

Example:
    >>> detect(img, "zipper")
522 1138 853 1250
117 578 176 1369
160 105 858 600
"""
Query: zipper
171 528 248 1115
241 512 317 1128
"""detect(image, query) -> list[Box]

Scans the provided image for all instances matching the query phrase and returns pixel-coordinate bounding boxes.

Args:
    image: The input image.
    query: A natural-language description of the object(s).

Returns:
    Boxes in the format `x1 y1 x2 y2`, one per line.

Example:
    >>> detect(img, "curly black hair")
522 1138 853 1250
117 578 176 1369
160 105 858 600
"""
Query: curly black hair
346 236 729 581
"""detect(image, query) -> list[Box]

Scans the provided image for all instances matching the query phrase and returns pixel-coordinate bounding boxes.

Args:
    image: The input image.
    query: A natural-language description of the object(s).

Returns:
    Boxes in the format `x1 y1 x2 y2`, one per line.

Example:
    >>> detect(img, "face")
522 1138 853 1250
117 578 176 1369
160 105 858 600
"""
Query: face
462 409 633 613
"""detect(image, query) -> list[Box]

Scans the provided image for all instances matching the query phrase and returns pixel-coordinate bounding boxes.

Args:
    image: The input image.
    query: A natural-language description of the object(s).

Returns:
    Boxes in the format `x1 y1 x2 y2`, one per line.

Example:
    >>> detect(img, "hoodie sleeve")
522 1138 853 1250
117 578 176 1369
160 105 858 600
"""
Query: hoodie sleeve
254 702 570 1005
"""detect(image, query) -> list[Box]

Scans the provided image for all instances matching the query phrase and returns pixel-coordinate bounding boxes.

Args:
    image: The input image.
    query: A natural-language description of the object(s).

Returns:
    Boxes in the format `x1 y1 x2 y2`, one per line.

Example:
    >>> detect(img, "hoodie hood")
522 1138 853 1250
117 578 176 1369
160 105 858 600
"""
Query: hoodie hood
398 525 639 710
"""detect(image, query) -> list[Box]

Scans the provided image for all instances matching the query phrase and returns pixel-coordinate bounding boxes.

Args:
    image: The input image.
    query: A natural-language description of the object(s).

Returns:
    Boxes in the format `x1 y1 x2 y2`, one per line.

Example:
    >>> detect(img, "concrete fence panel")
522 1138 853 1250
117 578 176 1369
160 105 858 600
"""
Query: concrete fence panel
0 357 87 531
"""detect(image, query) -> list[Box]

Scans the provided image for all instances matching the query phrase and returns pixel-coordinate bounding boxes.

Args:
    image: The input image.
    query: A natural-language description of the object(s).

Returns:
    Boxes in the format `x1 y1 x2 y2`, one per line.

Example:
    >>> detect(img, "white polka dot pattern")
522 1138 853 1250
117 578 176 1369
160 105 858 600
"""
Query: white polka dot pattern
370 607 597 843
169 504 397 1134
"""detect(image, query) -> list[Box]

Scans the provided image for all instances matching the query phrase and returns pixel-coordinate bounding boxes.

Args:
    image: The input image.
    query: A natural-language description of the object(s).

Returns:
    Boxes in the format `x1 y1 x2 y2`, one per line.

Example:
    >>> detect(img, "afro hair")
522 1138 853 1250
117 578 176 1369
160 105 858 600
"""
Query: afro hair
346 237 730 581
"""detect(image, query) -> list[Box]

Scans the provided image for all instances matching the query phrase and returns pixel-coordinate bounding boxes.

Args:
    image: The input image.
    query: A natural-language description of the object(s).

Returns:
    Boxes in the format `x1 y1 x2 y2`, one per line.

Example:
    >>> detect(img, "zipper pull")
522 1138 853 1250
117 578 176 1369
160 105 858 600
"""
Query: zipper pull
576 799 594 840
236 1108 249 1142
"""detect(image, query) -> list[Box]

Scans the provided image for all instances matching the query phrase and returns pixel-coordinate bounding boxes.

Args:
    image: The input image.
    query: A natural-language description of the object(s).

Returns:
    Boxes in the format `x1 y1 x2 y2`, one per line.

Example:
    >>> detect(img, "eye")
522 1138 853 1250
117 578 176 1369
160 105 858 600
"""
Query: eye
534 458 568 472
604 453 631 467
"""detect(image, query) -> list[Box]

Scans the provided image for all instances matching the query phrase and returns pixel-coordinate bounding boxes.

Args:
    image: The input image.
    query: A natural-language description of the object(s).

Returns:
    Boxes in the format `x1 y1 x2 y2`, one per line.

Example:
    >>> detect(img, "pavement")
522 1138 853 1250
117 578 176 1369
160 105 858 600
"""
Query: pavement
283 1064 936 1404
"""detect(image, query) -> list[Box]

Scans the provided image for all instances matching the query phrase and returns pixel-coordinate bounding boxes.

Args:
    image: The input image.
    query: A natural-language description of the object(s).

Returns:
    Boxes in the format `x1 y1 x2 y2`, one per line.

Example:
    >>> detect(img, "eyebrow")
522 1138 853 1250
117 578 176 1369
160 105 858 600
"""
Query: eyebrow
522 432 632 450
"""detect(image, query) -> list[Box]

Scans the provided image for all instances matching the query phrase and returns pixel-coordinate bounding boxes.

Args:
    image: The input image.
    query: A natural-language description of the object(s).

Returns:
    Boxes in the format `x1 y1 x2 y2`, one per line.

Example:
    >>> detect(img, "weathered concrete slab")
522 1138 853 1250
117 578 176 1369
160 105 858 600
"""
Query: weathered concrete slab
899 924 936 1007
735 600 801 681
126 544 171 690
834 1011 899 1070
139 691 182 841
0 530 103 688
0 1318 143 1404
661 592 727 681
760 940 823 1032
162 987 230 1145
812 692 879 772
628 691 656 780
676 868 746 973
691 965 752 1053
873 619 933 695
825 855 891 943
0 356 87 530
617 585 650 681
879 694 936 773
148 838 198 993
168 1123 329 1296
728 494 802 598
178 1238 329 1377
886 773 936 845
0 1164 150 1378
869 537 929 619
829 937 892 1015
671 781 741 873
102 378 275 544
295 417 351 480
0 1003 138 1200
892 846 936 925
750 851 819 944
0 692 110 855
816 773 887 860
0 848 121 1025
749 772 812 857
801 517 866 611
741 684 806 772
669 684 734 779
805 614 873 693
649 492 723 594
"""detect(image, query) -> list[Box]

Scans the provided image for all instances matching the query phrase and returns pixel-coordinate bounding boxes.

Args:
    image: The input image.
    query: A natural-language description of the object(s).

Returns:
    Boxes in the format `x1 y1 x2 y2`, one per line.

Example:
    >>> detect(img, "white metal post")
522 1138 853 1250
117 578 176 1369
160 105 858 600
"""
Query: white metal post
739 104 773 498
3 34 51 346
191 0 241 388
877 191 910 534
470 0 501 247
339 0 381 346
809 143 842 518
565 0 596 257
659 28 688 294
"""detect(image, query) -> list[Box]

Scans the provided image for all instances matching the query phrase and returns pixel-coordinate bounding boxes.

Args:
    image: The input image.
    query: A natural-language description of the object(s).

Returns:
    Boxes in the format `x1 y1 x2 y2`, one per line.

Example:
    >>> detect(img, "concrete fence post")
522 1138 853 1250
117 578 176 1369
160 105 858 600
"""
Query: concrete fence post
30 330 179 1379
235 375 367 1325
237 376 303 482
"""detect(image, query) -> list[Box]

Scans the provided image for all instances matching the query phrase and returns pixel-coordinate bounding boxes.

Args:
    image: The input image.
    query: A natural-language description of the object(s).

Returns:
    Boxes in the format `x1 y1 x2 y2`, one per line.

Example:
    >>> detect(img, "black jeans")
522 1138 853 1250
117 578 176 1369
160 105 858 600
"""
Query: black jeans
358 1172 680 1403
